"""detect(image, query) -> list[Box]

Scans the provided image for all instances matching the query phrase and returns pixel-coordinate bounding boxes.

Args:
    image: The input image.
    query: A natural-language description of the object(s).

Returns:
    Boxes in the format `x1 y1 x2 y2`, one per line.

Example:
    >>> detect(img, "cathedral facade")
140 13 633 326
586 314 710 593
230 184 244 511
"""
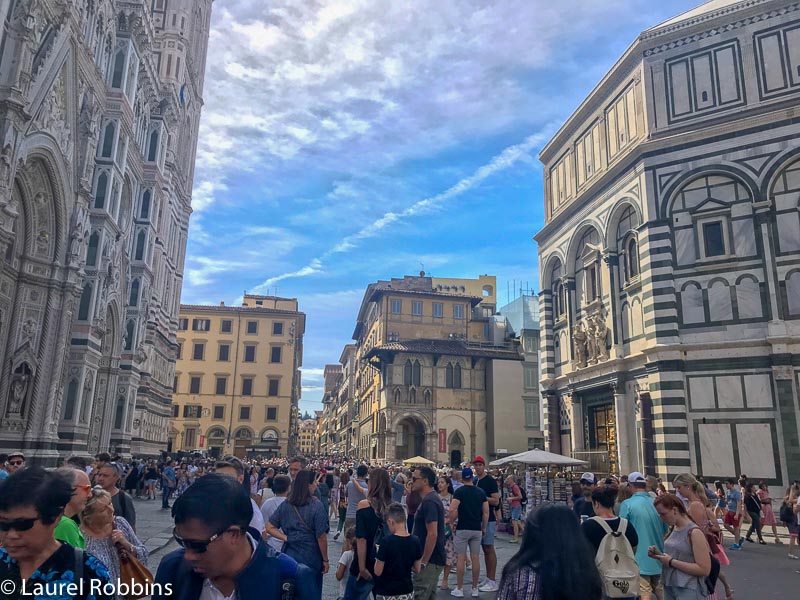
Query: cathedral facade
0 0 212 464
536 0 800 487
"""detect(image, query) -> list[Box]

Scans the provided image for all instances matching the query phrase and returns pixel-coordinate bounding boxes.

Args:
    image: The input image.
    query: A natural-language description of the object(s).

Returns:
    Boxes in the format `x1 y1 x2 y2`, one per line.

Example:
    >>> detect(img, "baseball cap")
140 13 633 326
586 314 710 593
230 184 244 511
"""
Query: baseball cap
7 451 24 460
472 456 486 465
462 467 474 480
580 472 597 484
628 471 646 484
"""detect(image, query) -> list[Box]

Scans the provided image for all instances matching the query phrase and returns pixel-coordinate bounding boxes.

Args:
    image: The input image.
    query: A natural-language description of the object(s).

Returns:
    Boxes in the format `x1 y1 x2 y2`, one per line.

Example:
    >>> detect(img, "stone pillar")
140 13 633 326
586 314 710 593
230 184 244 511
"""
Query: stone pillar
603 253 622 357
544 391 561 454
565 277 576 361
613 383 634 475
569 393 584 452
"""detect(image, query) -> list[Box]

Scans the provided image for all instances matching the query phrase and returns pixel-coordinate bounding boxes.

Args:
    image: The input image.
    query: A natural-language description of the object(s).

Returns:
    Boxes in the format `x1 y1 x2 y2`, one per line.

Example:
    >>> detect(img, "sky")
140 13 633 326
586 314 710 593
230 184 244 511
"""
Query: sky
184 0 704 414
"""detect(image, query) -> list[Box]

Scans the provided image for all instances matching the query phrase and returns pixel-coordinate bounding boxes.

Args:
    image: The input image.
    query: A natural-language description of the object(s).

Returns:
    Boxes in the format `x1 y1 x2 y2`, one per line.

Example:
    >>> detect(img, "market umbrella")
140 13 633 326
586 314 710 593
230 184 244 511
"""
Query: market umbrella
403 456 434 465
489 449 588 467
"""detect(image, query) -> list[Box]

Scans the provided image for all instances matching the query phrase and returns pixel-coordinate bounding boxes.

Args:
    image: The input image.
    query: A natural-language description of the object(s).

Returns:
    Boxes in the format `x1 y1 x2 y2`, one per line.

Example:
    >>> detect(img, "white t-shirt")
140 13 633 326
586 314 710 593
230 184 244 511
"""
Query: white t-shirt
250 498 265 533
338 549 354 598
261 496 287 552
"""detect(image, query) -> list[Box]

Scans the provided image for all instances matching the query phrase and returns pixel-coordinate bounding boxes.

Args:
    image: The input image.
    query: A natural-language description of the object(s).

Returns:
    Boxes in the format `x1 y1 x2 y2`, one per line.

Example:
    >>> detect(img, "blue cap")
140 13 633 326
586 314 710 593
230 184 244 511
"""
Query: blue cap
462 467 474 480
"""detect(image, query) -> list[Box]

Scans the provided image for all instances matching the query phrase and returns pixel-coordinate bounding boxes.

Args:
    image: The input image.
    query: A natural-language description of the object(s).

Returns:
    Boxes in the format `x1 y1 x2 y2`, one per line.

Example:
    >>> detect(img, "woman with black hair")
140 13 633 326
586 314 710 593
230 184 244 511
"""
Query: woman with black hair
497 504 603 600
265 469 330 599
0 467 113 600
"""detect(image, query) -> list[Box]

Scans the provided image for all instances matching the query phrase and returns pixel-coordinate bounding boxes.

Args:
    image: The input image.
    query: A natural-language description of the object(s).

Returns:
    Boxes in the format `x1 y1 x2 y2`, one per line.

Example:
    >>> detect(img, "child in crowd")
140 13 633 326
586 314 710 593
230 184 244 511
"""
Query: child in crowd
374 502 423 600
336 527 356 600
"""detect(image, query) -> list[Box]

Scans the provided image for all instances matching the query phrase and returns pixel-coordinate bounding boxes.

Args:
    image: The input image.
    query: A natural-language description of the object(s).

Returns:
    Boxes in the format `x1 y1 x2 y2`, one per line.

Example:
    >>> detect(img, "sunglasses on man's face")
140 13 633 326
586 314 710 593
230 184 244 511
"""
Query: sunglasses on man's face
173 527 236 553
8 461 24 466
0 517 42 532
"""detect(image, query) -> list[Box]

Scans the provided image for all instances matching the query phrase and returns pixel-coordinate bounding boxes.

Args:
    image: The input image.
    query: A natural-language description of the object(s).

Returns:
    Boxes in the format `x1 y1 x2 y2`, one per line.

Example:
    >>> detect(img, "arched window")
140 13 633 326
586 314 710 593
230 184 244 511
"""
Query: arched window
446 363 453 388
424 389 432 405
394 389 401 404
412 360 421 387
147 129 159 161
114 395 126 429
454 363 462 389
409 388 416 404
550 260 565 319
101 122 115 158
111 49 125 88
64 379 79 420
404 360 412 386
86 232 99 266
140 190 151 219
129 278 140 306
124 320 135 350
134 230 146 261
625 236 639 281
94 172 108 208
78 284 92 321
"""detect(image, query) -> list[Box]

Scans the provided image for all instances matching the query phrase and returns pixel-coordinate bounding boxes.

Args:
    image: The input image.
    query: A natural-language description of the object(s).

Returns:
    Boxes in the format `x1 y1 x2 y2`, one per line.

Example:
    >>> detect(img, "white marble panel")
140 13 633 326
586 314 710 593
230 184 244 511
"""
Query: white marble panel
715 45 740 103
759 33 788 92
785 168 800 192
777 212 800 252
736 279 763 319
689 377 715 410
675 229 697 266
743 373 773 408
788 272 800 316
669 60 692 115
786 27 800 85
698 423 736 476
773 192 798 212
732 218 756 257
716 375 743 409
692 53 714 109
736 423 776 479
708 282 733 322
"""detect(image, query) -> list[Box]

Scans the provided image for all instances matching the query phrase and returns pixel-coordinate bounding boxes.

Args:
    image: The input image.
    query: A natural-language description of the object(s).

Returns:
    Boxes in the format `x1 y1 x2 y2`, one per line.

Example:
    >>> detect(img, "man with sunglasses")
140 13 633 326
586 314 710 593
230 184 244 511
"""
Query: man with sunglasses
154 473 313 600
6 450 25 474
0 467 113 599
53 468 92 549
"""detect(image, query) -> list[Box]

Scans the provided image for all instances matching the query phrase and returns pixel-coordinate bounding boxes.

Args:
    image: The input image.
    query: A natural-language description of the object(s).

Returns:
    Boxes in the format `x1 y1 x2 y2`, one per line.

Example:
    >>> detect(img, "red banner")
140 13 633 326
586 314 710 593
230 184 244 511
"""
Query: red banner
199 435 205 448
439 428 446 453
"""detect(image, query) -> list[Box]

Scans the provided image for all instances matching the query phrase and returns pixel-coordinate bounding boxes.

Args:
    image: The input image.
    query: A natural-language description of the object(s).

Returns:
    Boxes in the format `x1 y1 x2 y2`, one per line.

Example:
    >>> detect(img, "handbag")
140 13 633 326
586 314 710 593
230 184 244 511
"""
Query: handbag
779 502 794 523
117 545 155 600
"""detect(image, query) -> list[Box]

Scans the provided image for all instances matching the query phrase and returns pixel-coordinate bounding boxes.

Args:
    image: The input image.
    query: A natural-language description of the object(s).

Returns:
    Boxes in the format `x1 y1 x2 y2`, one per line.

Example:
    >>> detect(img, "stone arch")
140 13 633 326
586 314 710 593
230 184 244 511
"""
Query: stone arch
735 274 762 319
541 251 567 288
604 198 643 249
679 281 705 325
785 269 800 316
395 414 427 460
762 148 800 200
708 277 733 322
660 165 759 219
564 219 606 277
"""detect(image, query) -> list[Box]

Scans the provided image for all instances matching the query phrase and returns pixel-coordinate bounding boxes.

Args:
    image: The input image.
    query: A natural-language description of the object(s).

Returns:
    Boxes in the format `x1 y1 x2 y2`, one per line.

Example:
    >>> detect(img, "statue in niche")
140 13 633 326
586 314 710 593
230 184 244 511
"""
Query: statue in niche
572 322 588 368
7 374 28 415
592 314 609 361
21 319 36 346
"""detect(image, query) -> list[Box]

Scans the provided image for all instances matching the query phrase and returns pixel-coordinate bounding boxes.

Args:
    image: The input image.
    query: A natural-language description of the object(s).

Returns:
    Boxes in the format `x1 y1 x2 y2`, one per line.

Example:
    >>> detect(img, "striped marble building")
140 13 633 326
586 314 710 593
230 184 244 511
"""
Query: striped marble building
535 0 800 487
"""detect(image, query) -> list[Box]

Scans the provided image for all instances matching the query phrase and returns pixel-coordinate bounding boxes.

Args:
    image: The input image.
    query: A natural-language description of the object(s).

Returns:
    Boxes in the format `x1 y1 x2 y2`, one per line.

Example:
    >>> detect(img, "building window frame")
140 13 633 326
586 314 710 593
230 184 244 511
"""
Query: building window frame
241 377 254 397
266 406 278 421
220 319 233 333
391 299 402 314
273 321 283 336
218 343 230 362
268 378 280 397
212 405 225 420
192 318 211 332
270 345 282 364
696 214 730 260
432 302 444 318
243 344 256 363
453 304 464 320
192 342 205 361
215 376 227 396
246 320 258 335
189 376 201 395
239 405 251 421
412 300 423 316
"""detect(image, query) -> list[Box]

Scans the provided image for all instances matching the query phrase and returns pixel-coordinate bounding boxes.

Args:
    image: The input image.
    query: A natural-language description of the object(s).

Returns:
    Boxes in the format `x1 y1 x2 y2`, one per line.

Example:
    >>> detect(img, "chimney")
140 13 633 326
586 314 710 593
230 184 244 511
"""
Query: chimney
220 301 225 307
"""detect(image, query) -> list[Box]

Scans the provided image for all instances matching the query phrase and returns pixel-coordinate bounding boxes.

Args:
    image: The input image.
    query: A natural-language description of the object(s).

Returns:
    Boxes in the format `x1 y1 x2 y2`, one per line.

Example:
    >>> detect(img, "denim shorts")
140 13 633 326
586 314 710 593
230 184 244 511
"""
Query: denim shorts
481 521 496 545
511 506 522 521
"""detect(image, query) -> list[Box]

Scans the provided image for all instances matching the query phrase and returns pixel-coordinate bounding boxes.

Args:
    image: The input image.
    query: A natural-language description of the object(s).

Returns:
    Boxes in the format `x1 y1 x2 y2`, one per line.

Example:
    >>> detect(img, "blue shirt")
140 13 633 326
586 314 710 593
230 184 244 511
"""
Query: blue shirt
0 469 8 481
619 492 668 576
725 488 741 512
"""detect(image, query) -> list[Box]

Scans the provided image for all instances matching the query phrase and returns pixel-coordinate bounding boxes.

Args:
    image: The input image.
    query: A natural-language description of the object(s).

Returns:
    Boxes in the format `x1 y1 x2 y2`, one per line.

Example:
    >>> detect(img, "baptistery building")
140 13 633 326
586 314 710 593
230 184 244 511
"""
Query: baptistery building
0 0 212 463
535 0 800 487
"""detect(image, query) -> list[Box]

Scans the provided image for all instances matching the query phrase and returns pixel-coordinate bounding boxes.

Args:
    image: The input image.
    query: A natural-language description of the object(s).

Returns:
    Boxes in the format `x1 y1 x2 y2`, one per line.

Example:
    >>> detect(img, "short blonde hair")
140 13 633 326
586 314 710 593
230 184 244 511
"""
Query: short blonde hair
81 486 112 524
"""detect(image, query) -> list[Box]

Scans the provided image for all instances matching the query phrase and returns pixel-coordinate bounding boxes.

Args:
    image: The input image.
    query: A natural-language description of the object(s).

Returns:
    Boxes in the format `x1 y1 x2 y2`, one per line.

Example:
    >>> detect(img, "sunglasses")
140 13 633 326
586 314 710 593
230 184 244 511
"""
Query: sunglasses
173 527 236 553
8 461 24 466
0 517 41 532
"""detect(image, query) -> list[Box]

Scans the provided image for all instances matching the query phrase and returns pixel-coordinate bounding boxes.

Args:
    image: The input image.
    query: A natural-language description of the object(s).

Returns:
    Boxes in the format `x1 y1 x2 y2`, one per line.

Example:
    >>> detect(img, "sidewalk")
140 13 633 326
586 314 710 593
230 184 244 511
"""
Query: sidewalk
130 495 176 558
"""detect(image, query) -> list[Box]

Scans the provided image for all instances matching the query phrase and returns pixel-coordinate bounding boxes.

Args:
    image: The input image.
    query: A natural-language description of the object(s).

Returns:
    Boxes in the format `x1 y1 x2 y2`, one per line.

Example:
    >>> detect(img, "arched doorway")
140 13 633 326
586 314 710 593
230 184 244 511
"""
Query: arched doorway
206 426 226 458
233 427 252 459
396 416 425 460
449 430 465 467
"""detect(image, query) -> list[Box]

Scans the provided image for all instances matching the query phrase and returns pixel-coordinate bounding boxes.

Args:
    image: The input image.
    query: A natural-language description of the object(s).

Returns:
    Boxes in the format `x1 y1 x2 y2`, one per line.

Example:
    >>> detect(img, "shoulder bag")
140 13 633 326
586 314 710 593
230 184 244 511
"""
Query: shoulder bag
117 543 155 600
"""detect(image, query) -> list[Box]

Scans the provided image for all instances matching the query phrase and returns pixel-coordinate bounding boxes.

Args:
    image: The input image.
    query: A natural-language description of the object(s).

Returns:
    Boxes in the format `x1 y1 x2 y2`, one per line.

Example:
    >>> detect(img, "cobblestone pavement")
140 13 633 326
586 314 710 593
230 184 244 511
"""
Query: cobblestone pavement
136 502 800 599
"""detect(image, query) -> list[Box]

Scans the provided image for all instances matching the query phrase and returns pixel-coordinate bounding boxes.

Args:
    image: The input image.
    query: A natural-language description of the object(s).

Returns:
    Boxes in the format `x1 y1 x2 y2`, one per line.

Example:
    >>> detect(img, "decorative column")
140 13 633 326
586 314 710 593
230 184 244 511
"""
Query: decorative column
613 382 634 475
603 252 623 357
564 277 576 361
568 392 584 453
544 391 561 454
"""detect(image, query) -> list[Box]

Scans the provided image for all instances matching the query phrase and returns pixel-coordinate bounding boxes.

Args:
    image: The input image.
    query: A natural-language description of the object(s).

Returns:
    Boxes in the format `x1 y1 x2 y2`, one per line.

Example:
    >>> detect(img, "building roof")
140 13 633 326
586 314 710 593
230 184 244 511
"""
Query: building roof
646 0 761 33
365 339 522 362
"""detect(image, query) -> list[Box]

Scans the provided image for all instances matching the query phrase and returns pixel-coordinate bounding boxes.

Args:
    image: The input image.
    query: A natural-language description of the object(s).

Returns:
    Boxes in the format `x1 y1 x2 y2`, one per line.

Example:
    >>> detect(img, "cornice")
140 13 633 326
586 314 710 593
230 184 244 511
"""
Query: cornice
642 0 772 41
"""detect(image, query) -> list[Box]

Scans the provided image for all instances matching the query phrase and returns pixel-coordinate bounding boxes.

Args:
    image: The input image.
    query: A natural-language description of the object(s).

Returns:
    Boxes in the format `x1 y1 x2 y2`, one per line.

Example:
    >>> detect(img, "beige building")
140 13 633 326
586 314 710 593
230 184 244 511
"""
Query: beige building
299 418 317 456
170 294 305 459
347 273 527 464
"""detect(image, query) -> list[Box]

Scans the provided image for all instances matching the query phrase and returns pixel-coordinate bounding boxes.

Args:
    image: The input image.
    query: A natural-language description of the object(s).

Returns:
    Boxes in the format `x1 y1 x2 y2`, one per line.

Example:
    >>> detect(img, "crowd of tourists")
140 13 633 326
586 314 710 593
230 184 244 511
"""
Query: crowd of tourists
1 450 799 600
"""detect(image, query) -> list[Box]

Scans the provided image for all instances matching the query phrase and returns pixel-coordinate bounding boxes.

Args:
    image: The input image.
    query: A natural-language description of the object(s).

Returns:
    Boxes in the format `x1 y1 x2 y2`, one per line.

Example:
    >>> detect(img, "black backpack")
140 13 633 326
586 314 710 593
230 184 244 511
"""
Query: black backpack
372 512 391 559
780 501 794 524
519 486 528 507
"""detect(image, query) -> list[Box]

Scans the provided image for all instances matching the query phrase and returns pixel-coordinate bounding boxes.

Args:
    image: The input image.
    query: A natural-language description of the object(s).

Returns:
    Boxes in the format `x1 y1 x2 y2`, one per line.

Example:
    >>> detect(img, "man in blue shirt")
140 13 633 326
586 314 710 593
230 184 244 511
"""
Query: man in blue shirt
619 472 668 600
162 458 177 509
723 478 744 549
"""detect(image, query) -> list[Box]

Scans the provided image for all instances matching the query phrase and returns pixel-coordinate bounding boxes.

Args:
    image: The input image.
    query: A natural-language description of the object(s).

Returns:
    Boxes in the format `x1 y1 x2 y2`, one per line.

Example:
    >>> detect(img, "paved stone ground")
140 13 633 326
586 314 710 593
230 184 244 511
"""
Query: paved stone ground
136 501 800 599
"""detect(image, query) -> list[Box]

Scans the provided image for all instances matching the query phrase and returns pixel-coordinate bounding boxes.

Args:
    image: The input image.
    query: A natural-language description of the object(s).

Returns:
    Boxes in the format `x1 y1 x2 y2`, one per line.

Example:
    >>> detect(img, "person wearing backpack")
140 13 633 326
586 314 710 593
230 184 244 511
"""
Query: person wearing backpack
581 483 640 599
504 475 524 544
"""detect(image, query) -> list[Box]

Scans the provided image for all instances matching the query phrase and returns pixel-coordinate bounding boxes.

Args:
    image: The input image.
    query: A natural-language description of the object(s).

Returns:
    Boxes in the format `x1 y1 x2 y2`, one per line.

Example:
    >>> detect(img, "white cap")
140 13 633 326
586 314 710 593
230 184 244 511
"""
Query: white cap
580 472 597 484
628 471 646 484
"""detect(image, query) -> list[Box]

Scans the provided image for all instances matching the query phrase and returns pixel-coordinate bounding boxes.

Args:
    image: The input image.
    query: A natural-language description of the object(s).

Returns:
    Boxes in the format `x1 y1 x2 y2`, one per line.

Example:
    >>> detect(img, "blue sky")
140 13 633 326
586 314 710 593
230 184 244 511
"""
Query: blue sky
184 0 702 413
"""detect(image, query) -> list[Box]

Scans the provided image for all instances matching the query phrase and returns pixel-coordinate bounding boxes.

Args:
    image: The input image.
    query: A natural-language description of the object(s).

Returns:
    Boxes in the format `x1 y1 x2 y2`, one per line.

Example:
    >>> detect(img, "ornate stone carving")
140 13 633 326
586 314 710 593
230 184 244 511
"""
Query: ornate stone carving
34 68 72 164
572 322 588 368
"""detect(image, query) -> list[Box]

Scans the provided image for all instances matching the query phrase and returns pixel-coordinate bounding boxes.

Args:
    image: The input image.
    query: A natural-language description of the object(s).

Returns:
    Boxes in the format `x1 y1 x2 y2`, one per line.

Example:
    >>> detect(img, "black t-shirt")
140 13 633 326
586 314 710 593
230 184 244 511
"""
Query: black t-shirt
351 505 381 577
453 485 488 531
744 493 761 513
573 496 595 519
375 534 423 596
581 517 639 553
412 491 446 565
476 475 500 522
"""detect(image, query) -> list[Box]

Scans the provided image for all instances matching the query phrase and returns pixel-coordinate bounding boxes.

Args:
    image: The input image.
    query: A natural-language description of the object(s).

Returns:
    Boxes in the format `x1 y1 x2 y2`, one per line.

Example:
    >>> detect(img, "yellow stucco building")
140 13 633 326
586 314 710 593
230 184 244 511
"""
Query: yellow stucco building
170 295 305 458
